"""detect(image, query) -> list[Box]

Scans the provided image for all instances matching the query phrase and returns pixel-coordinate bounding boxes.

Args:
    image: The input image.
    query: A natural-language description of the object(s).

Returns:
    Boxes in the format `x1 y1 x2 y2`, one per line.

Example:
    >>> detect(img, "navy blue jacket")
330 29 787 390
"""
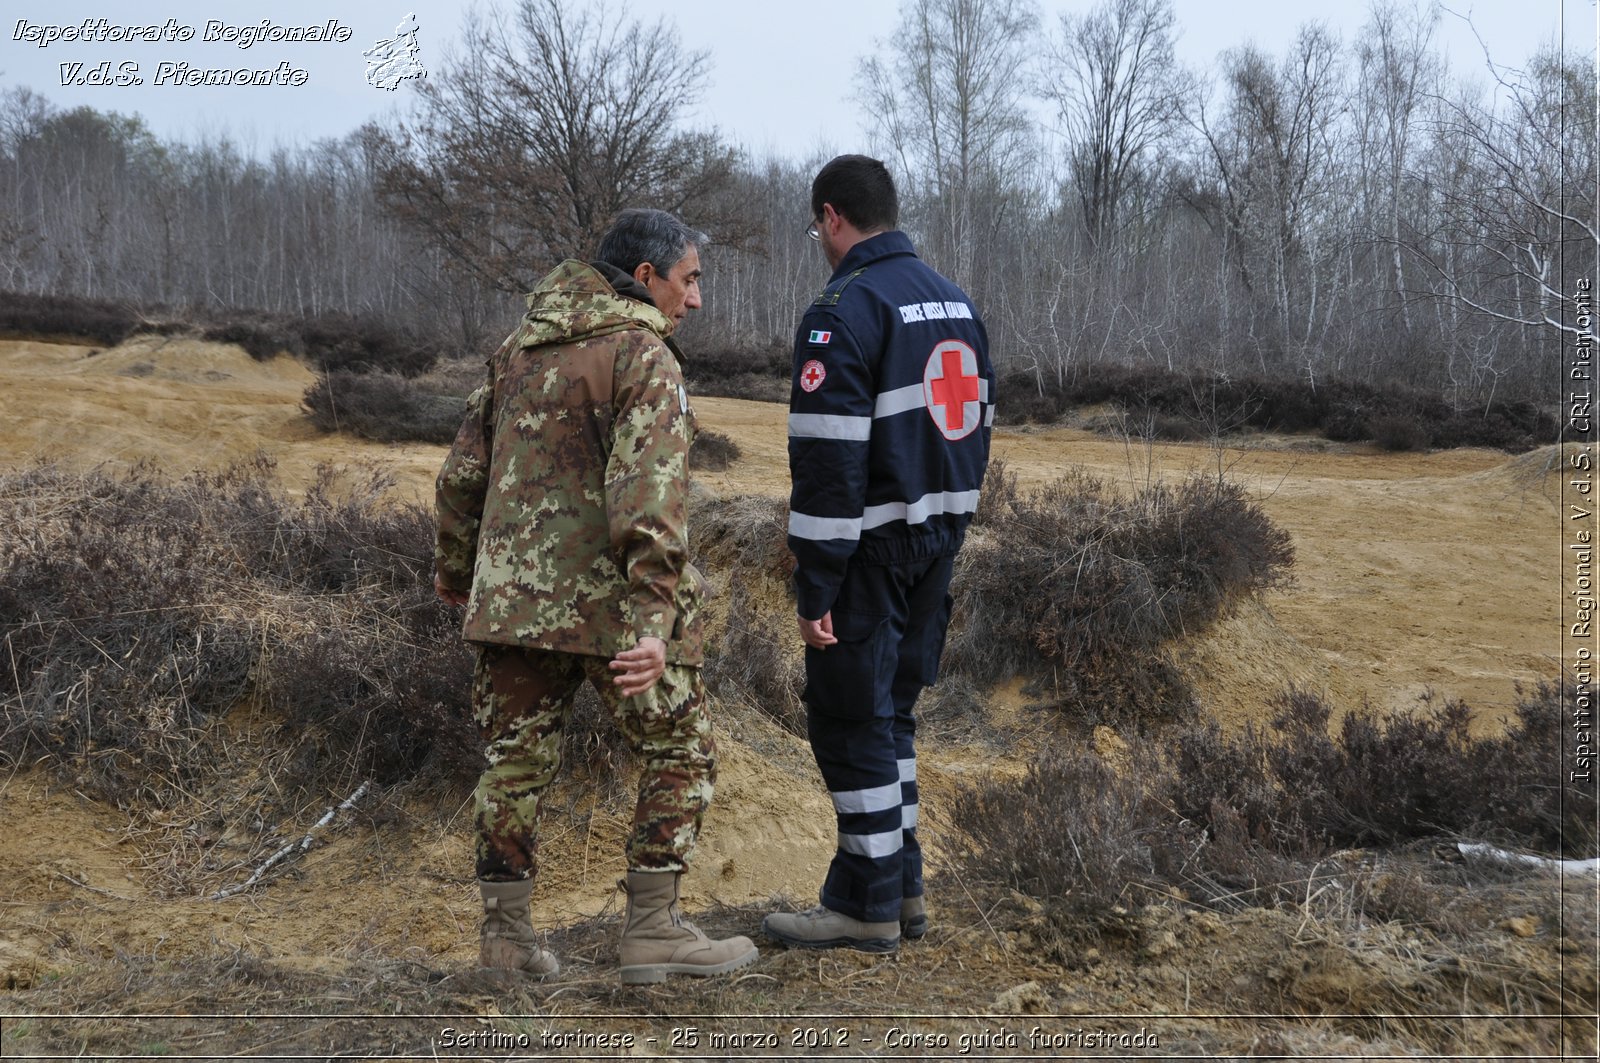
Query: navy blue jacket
788 231 995 620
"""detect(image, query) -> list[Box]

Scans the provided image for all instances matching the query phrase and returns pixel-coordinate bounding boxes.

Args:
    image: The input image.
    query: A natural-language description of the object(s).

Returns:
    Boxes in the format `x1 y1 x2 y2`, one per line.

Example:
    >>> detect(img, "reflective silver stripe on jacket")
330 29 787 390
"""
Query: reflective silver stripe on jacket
861 489 981 530
788 413 872 441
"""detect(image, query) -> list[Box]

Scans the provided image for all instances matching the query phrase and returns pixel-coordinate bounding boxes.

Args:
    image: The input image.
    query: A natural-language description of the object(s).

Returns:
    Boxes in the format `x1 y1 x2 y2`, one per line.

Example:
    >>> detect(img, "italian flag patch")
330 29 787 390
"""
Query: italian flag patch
808 329 832 344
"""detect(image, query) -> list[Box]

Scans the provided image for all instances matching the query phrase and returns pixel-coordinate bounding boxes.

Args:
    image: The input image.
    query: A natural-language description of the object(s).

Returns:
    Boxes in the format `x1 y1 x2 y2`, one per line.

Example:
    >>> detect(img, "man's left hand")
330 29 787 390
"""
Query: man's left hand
434 571 469 607
610 636 667 697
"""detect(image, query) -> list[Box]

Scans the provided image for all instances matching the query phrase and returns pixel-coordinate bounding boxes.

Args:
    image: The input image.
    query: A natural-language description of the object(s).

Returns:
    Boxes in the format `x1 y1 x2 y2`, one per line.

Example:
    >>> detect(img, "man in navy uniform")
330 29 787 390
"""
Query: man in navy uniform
763 155 994 952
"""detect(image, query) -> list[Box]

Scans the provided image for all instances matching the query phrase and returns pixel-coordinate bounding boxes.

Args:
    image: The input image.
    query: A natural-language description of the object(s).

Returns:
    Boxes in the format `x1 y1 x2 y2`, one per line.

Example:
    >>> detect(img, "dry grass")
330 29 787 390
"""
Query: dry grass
0 458 480 804
2 868 1586 1060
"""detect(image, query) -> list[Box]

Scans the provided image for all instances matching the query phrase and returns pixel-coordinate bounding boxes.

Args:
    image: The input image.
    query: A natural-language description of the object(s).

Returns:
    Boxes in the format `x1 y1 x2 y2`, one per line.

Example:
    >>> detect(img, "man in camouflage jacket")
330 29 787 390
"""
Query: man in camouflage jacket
434 208 757 986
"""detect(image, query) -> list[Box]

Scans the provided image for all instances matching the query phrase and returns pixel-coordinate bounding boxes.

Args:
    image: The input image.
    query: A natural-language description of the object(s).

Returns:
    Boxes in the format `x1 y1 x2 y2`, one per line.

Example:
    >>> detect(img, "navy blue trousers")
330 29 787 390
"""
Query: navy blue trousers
803 554 954 923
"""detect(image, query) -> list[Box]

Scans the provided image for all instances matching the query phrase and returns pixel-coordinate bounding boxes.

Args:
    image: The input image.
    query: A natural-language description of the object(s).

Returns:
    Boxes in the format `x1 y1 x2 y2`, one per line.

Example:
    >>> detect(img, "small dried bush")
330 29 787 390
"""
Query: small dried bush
971 456 1019 527
302 370 468 445
691 493 794 583
298 312 441 377
0 464 255 799
701 581 805 735
689 429 741 471
697 372 789 403
995 363 1556 452
952 678 1588 937
944 470 1294 723
683 343 790 402
0 290 142 345
199 312 305 362
0 461 481 800
691 493 804 733
1165 685 1597 859
1372 414 1429 452
949 752 1158 940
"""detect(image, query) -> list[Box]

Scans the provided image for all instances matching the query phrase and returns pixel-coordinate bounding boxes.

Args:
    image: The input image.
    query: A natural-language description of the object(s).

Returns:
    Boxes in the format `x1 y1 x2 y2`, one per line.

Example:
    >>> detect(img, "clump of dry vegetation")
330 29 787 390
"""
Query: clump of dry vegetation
691 494 804 734
689 429 742 471
301 368 471 444
0 459 480 802
682 342 791 403
999 364 1559 451
950 682 1596 949
0 289 443 374
947 466 1295 722
1170 683 1596 858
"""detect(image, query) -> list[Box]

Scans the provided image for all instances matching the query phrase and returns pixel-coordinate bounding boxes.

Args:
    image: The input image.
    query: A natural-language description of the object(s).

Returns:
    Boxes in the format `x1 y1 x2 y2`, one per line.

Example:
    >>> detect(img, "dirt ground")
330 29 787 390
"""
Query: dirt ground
0 337 1591 1059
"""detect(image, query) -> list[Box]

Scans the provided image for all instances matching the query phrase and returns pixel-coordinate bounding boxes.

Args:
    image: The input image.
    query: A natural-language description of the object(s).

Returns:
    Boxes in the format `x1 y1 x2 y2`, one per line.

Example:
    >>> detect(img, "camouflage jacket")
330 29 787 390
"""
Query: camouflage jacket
435 259 705 664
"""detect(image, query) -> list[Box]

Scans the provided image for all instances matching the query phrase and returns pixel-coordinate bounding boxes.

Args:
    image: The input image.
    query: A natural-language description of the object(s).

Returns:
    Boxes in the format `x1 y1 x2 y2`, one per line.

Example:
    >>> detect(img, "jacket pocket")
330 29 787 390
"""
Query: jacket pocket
803 610 893 720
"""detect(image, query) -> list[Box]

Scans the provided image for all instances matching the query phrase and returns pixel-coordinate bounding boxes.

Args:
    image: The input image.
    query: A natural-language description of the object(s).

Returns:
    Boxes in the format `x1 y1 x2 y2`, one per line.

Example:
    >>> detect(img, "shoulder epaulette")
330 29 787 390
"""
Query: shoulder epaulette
812 267 869 307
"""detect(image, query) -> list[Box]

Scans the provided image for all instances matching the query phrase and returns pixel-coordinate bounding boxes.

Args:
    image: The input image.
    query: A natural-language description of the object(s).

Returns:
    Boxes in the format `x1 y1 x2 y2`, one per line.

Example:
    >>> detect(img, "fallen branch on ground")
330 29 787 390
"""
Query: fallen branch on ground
210 780 371 899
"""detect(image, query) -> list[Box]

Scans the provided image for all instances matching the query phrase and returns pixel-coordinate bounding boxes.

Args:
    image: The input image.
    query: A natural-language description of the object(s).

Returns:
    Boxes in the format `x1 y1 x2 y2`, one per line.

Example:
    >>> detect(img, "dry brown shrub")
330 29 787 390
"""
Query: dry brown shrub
689 429 741 471
995 363 1558 451
944 470 1294 723
302 370 467 444
1166 685 1597 859
0 459 481 800
949 751 1160 944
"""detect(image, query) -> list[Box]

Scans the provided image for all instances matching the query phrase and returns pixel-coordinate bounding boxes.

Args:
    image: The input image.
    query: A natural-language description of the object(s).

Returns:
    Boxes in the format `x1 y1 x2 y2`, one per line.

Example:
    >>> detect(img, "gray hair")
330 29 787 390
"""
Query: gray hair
595 208 708 278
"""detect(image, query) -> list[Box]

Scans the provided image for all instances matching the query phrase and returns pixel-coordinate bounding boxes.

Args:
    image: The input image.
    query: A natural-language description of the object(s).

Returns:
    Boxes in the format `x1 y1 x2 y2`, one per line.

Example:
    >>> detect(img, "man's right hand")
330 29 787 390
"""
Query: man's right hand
797 611 838 650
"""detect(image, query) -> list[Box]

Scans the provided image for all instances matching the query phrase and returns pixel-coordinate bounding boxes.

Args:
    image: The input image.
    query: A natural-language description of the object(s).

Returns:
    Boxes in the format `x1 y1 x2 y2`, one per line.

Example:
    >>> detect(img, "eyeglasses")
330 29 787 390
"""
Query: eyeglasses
805 220 821 241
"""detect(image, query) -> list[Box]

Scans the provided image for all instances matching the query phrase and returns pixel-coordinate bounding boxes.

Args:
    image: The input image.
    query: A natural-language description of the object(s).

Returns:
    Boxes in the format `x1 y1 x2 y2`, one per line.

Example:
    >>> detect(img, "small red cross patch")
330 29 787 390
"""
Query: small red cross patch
800 359 827 392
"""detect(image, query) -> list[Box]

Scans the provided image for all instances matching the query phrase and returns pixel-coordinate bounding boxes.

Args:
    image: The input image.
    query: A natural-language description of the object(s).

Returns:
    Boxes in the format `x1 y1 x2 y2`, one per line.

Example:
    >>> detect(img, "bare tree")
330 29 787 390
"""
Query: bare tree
1039 0 1185 251
1189 24 1348 360
857 0 1039 286
374 0 744 294
1417 45 1597 360
1354 0 1440 333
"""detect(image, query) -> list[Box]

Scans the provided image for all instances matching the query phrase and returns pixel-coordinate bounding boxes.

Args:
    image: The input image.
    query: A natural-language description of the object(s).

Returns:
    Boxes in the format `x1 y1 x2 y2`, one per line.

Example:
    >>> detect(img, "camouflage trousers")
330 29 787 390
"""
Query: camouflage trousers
471 644 716 882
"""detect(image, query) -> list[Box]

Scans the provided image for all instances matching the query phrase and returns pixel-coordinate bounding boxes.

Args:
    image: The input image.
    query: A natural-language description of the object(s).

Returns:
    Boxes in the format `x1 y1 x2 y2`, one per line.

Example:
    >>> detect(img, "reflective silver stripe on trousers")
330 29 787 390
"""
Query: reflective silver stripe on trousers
861 489 981 530
788 413 872 441
898 758 916 782
788 510 863 542
837 829 904 859
831 782 902 815
902 804 919 829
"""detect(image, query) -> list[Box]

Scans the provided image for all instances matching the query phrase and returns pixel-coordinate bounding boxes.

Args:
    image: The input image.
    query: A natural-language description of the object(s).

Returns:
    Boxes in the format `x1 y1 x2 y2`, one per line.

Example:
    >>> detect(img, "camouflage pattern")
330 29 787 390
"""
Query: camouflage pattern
435 259 705 664
472 644 716 879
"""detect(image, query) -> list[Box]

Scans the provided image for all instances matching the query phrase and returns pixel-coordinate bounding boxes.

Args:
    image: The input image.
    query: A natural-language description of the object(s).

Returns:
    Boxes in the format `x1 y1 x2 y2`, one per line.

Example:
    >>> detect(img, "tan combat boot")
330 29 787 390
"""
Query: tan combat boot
618 871 759 985
478 878 560 977
761 904 900 953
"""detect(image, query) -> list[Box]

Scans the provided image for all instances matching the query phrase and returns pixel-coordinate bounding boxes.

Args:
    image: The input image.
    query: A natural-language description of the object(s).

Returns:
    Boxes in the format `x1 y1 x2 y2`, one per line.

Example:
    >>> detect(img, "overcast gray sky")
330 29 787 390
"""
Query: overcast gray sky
1 1 1593 158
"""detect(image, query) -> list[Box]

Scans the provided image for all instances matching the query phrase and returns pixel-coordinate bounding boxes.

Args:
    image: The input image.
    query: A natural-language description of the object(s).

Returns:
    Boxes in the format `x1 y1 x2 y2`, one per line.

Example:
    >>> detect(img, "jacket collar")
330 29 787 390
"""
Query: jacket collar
829 230 917 281
588 258 657 307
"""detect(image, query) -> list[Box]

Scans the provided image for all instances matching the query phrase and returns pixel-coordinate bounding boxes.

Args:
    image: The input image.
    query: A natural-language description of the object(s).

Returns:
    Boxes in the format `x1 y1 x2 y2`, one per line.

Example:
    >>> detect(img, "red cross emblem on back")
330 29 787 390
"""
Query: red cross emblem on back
923 340 981 440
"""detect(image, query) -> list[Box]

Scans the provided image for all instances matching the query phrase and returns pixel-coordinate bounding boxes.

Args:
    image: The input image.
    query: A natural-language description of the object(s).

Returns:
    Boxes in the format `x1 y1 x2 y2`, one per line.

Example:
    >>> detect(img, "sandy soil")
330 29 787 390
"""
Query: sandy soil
0 337 1586 1057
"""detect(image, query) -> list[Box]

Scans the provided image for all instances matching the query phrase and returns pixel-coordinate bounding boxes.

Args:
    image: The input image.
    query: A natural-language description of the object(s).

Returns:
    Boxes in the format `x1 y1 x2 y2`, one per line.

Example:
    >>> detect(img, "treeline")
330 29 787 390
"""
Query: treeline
0 0 1591 409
